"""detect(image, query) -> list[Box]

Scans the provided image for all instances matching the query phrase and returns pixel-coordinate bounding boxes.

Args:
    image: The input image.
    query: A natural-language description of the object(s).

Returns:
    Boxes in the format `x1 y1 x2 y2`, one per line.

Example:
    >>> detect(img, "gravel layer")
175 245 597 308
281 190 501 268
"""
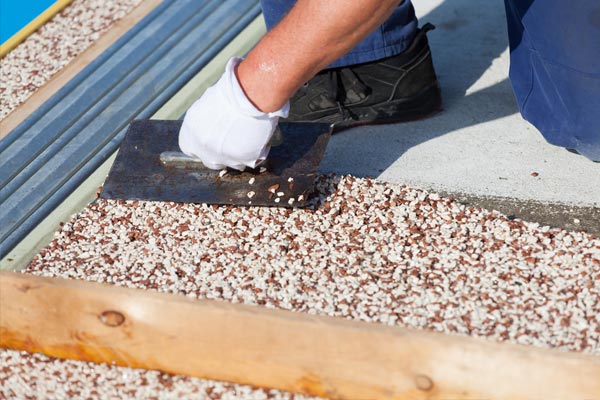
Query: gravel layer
0 0 143 121
0 350 312 400
2 175 599 398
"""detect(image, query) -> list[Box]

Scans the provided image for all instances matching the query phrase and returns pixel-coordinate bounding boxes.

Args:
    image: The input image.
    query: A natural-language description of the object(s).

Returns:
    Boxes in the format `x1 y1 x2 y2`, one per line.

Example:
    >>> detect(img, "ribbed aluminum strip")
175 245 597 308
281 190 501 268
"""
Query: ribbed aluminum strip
0 0 261 257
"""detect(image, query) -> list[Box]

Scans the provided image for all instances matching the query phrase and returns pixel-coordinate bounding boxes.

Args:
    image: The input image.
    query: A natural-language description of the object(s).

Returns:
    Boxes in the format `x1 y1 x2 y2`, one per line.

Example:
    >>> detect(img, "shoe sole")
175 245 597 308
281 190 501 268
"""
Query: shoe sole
288 83 443 133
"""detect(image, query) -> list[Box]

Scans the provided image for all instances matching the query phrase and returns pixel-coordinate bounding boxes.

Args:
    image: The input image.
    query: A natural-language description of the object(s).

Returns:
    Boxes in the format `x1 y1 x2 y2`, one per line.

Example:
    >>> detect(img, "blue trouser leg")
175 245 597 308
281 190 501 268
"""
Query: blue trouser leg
504 0 600 161
259 0 418 69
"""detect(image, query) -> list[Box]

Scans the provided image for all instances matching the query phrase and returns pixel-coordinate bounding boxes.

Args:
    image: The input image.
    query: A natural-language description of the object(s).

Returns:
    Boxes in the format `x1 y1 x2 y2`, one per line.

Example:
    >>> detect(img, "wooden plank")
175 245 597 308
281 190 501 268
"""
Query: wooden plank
0 0 162 137
1 271 599 399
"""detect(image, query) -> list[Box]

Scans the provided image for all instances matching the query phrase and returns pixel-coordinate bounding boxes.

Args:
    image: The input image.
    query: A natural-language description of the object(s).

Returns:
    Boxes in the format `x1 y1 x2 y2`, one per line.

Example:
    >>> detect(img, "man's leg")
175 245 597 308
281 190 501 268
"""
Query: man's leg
254 0 442 126
260 0 418 68
239 0 409 111
504 0 600 161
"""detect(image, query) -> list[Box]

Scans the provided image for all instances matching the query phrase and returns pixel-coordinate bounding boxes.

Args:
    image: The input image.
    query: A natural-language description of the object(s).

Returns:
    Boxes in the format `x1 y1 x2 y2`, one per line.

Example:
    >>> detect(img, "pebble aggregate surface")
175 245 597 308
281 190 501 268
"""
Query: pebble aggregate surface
0 0 143 121
2 175 599 399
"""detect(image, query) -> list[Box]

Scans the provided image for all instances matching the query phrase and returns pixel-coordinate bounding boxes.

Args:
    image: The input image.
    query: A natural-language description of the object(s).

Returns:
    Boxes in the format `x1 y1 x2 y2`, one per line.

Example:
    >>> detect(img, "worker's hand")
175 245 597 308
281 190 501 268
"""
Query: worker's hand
178 57 289 171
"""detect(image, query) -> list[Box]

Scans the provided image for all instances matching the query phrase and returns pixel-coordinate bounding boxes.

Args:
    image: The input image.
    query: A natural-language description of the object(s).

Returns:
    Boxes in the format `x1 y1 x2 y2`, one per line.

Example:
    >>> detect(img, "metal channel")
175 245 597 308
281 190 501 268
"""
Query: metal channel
0 0 173 154
0 0 217 190
0 0 262 257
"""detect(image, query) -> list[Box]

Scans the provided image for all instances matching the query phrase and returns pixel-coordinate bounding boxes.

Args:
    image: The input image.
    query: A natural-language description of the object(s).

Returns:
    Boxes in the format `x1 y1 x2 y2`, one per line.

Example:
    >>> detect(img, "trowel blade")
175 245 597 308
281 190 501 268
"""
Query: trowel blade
100 120 332 207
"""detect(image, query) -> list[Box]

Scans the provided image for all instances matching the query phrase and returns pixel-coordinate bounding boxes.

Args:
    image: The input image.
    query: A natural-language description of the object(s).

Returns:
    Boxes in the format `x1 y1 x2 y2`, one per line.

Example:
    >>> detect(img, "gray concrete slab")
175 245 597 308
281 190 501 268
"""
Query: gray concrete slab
320 0 600 210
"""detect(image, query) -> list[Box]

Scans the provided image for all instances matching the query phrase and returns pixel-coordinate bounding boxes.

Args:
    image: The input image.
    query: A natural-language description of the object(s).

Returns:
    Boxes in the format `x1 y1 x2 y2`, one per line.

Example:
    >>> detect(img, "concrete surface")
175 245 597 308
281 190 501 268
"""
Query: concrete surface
320 0 600 216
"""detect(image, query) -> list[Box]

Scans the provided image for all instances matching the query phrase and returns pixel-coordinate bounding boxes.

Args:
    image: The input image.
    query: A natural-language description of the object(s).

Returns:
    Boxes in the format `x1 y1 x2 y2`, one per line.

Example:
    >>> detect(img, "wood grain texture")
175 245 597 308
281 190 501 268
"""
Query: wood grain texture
1 271 599 399
0 0 162 137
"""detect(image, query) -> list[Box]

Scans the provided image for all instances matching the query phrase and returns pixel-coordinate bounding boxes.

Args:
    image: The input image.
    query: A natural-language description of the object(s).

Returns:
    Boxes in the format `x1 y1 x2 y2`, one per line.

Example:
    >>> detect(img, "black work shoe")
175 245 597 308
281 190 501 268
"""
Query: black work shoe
285 23 442 129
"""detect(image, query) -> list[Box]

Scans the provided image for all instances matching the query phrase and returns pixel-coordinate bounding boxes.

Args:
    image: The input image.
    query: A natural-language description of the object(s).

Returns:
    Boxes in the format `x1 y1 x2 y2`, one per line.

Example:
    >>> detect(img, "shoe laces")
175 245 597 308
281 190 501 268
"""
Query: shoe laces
326 68 369 121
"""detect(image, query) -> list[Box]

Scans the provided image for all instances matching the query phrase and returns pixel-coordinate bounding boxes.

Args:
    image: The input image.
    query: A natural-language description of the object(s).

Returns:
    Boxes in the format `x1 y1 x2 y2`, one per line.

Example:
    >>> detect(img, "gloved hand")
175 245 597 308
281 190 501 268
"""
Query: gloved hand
178 57 289 171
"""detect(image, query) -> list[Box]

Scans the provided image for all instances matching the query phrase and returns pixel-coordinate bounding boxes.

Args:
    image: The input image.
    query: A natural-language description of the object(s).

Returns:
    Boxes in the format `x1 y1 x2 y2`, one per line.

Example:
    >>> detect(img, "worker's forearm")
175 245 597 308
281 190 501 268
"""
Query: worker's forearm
237 0 403 112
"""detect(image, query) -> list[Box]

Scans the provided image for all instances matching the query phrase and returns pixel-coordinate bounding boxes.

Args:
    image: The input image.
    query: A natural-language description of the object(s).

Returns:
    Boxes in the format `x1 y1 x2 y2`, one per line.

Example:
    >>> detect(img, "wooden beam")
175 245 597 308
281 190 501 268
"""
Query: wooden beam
1 271 599 399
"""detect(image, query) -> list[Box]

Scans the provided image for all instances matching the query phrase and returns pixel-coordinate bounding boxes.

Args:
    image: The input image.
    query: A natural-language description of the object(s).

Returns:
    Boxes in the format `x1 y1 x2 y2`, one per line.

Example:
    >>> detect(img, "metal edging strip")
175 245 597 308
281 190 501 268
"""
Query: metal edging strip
0 0 262 257
0 0 173 152
0 1 221 193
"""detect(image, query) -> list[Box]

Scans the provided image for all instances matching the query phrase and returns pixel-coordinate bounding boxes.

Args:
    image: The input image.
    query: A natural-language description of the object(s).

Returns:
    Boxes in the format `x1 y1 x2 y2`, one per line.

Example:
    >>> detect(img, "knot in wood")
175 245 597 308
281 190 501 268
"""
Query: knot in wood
415 374 434 391
99 310 126 327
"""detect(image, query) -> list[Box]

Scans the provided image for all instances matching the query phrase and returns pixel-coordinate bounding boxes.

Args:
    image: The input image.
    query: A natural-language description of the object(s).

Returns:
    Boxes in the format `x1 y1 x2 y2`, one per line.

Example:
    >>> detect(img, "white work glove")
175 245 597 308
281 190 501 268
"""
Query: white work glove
179 57 289 171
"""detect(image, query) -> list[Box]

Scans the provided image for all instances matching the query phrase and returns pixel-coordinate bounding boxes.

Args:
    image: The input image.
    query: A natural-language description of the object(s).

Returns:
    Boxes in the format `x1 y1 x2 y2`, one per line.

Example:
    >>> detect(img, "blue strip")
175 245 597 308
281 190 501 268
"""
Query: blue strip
0 0 55 43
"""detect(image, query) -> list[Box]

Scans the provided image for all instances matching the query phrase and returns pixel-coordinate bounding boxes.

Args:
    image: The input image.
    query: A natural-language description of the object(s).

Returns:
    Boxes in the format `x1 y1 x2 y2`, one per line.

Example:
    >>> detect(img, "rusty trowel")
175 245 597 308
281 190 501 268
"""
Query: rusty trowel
100 120 332 207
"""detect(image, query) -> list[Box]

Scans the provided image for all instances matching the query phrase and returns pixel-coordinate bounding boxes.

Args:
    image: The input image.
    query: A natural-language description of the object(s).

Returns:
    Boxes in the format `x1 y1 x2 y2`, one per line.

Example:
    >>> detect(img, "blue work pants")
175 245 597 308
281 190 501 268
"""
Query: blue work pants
504 0 600 161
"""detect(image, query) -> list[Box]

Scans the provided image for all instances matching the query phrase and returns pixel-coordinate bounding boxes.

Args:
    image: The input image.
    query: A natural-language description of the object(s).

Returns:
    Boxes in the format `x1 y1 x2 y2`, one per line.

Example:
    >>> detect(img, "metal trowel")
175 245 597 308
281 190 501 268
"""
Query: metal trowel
100 120 332 207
